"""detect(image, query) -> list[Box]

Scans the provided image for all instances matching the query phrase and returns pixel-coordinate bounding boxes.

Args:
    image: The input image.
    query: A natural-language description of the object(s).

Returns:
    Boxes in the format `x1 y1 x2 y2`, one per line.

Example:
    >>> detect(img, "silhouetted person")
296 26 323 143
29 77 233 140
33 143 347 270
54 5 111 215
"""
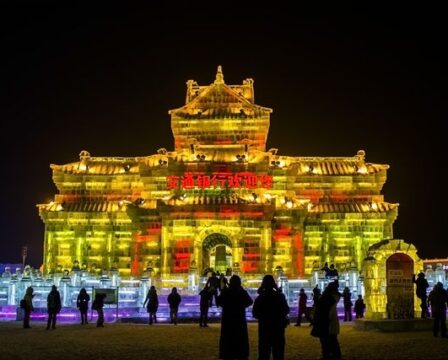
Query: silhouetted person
295 288 308 326
309 284 322 325
46 285 61 330
312 285 321 306
342 287 352 322
199 286 211 327
219 273 229 292
321 262 330 277
311 281 342 360
23 286 34 329
413 272 429 318
217 275 253 360
167 287 181 325
329 264 338 278
253 274 290 360
354 295 366 319
77 288 90 325
206 272 220 306
143 286 159 325
428 282 448 337
92 292 106 327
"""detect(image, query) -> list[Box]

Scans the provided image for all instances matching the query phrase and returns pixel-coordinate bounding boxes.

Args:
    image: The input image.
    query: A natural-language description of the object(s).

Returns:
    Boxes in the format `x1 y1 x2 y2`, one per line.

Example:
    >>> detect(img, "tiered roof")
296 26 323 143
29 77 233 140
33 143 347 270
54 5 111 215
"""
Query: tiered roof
309 201 398 214
39 200 124 212
168 66 272 119
50 152 139 175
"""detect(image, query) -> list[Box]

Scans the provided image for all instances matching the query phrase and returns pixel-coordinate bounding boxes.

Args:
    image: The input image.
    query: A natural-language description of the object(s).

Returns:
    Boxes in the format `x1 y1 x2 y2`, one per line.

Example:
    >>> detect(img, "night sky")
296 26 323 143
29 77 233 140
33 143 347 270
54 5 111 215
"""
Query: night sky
0 4 444 267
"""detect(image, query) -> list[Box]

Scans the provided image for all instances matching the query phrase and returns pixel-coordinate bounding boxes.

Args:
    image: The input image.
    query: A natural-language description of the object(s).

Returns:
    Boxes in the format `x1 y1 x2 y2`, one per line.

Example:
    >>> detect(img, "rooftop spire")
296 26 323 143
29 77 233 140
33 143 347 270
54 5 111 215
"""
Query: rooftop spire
214 65 225 84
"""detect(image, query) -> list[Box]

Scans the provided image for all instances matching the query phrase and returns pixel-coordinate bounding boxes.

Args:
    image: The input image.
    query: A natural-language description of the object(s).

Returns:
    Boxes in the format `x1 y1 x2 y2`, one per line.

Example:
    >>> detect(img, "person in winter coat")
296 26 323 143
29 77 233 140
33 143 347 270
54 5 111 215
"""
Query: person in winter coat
92 292 106 327
167 287 181 325
217 275 253 360
342 287 352 321
143 286 159 325
76 288 90 325
219 273 229 292
311 281 342 360
413 272 429 318
354 295 366 319
328 264 339 278
23 286 34 329
206 272 220 306
312 285 321 306
428 282 448 337
321 263 331 277
309 285 322 325
295 288 308 326
252 274 290 360
46 285 62 330
199 286 211 327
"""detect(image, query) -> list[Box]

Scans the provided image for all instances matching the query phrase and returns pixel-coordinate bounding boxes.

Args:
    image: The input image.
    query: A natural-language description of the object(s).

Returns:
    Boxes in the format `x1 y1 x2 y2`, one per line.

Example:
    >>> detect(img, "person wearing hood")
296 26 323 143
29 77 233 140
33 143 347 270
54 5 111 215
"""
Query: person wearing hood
143 286 159 325
428 282 448 337
46 285 62 330
217 275 253 360
167 287 181 325
77 288 90 325
92 292 106 327
311 281 342 360
22 286 34 329
253 274 290 360
413 272 429 318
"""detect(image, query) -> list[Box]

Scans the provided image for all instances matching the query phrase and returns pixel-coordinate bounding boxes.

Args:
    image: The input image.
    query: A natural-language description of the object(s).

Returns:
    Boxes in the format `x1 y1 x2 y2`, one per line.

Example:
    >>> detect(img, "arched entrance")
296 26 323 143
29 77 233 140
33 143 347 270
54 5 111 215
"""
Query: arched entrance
202 233 233 274
386 252 414 319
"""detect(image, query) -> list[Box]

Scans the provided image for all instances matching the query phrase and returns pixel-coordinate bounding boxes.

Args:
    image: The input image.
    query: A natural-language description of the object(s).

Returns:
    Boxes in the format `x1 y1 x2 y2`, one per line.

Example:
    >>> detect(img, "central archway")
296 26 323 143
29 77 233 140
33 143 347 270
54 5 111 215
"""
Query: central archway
202 233 233 274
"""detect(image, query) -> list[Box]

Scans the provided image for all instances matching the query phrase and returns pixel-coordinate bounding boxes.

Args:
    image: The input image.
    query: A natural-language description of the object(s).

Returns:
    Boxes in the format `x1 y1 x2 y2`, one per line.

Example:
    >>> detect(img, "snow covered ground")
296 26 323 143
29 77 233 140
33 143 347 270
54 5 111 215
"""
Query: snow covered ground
1 321 446 360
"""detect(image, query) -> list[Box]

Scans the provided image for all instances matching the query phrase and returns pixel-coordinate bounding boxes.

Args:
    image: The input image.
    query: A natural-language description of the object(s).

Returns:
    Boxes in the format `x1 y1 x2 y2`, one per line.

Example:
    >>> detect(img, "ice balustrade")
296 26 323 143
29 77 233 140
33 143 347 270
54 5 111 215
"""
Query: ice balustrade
4 264 442 322
427 263 446 287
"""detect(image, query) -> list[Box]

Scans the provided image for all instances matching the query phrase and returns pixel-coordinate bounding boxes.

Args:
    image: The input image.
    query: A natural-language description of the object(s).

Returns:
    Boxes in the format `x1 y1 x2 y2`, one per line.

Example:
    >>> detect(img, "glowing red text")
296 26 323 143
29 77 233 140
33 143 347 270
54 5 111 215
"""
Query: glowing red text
166 172 273 190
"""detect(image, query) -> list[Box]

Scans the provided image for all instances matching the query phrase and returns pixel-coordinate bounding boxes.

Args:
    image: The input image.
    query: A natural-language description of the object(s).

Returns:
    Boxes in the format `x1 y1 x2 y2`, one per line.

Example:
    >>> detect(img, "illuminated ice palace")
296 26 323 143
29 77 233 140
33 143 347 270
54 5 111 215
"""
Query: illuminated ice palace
3 67 439 322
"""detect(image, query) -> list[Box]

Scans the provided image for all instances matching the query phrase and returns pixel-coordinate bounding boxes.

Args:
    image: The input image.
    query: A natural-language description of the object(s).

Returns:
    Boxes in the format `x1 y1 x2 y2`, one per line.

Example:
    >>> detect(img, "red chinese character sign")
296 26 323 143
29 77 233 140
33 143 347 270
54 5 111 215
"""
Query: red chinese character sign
166 172 273 190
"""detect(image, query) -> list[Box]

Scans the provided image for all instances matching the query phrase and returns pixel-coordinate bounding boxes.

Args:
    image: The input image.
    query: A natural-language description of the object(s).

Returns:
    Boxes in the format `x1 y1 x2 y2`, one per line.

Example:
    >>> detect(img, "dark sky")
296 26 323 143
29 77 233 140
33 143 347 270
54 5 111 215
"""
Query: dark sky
0 3 445 266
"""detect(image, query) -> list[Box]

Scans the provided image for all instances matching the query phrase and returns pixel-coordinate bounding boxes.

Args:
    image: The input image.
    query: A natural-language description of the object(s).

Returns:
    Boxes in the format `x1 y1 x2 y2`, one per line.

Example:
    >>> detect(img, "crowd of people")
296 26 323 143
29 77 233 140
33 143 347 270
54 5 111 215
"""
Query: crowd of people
19 270 448 360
